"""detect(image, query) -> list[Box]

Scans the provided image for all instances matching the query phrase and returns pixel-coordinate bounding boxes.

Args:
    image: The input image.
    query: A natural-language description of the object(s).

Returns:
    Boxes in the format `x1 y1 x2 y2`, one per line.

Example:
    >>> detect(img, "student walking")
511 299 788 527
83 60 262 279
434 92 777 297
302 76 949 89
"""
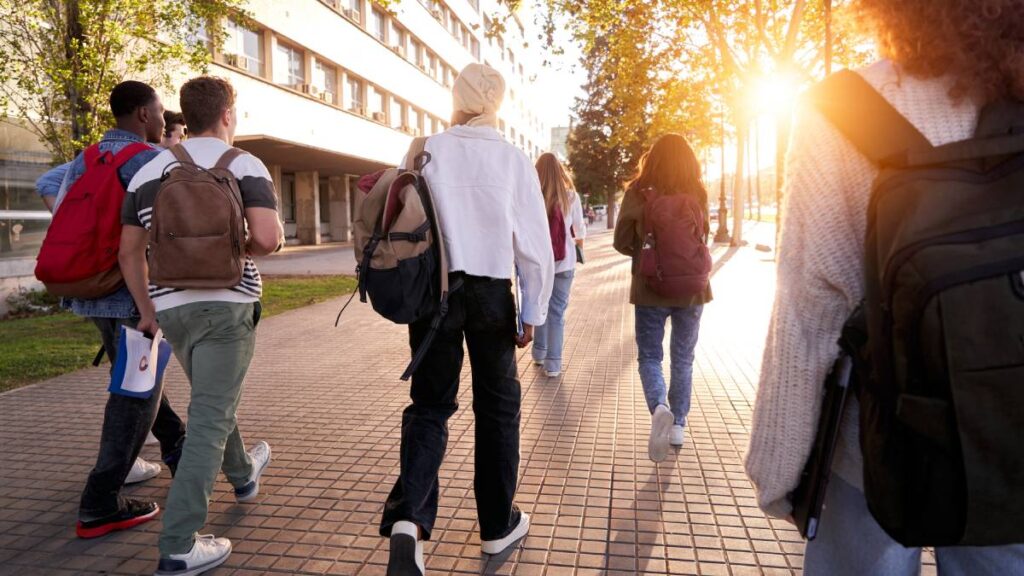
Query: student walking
40 81 188 538
532 152 585 378
380 63 554 576
746 1 1024 573
613 134 712 462
161 110 187 148
120 76 284 576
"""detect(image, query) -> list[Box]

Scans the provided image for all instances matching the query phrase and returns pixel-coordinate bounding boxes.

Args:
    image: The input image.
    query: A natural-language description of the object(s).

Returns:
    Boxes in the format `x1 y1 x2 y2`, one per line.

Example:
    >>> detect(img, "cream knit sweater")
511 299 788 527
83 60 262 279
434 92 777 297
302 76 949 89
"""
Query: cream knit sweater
744 60 979 518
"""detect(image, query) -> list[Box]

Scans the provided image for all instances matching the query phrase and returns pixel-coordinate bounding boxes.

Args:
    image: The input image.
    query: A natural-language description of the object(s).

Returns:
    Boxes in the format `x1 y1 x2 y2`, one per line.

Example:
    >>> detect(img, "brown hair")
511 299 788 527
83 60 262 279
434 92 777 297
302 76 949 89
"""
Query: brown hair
853 0 1024 102
179 76 236 134
163 110 185 134
535 153 575 215
627 134 709 232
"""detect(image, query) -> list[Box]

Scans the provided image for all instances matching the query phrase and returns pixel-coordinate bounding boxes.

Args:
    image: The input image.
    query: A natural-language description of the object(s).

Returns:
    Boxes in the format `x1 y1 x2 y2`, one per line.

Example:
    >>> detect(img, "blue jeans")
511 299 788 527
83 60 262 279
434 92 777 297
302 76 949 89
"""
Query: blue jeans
634 305 703 426
532 269 575 373
805 474 1024 575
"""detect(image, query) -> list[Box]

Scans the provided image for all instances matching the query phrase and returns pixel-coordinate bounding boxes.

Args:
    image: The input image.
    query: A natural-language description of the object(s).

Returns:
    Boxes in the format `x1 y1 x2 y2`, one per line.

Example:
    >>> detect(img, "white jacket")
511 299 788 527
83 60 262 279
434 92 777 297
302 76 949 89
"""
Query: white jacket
419 125 554 326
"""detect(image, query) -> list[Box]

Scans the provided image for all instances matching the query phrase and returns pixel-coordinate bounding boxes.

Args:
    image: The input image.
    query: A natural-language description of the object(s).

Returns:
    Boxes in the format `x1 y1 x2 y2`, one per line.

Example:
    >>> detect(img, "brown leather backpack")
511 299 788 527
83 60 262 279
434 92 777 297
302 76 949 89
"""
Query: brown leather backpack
147 145 246 289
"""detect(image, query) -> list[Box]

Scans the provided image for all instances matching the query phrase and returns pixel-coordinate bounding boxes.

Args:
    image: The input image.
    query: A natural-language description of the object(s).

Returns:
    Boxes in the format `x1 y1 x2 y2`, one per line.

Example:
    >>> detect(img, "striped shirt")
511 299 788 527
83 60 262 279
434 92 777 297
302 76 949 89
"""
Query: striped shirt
122 137 279 312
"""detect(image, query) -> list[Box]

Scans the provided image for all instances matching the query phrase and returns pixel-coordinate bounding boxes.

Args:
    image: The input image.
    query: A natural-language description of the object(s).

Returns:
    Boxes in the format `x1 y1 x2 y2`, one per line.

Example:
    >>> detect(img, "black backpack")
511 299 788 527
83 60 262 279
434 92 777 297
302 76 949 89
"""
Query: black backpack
339 138 461 381
812 70 1024 547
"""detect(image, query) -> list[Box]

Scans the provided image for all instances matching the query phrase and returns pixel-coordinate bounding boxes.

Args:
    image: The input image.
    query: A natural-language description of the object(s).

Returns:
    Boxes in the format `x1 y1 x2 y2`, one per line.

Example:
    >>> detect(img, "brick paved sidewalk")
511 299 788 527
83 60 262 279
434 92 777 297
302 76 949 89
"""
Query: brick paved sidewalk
0 226 805 576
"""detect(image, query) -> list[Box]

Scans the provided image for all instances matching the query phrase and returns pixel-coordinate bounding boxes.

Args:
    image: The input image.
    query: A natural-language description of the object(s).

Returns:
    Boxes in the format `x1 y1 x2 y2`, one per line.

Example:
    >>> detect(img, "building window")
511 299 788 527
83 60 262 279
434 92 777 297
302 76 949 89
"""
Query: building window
369 86 386 122
462 26 471 49
344 0 361 21
273 41 304 88
508 49 515 67
370 8 386 41
390 97 405 129
471 38 480 61
281 174 296 223
313 59 337 104
410 39 424 69
431 116 441 134
442 66 452 87
427 52 438 79
347 76 365 113
223 21 264 76
389 21 405 54
409 108 422 135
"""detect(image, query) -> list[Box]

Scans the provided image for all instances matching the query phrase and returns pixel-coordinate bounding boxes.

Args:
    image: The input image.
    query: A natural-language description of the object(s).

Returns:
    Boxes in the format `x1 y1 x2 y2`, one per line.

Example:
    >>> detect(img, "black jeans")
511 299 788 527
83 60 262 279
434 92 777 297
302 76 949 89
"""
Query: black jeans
380 274 522 541
78 317 187 520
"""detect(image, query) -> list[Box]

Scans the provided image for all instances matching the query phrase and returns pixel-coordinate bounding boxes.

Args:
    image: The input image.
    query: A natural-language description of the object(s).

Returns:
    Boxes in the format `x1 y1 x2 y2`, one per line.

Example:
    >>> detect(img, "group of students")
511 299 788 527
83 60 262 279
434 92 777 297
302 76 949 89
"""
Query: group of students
33 0 1024 572
37 76 283 576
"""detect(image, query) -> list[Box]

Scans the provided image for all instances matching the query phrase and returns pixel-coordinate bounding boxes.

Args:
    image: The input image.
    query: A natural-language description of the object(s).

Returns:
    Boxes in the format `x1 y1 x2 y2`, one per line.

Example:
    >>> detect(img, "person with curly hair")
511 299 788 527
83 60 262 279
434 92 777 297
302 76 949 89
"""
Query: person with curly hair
745 1 1024 574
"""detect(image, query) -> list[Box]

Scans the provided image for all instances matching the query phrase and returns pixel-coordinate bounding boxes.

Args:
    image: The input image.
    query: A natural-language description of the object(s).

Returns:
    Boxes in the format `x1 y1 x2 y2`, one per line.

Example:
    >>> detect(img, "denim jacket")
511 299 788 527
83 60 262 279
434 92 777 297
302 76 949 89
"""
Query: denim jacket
56 129 160 319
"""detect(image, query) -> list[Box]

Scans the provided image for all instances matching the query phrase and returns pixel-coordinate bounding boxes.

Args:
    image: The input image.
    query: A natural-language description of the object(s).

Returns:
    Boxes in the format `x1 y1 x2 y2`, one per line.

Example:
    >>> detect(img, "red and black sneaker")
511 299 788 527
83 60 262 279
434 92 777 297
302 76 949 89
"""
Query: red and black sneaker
76 499 159 539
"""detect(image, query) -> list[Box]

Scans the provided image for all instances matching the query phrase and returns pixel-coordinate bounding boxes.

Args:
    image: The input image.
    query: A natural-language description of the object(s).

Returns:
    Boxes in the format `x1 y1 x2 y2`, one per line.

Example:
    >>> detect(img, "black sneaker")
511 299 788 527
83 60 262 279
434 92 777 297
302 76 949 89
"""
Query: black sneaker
387 521 425 576
76 499 159 539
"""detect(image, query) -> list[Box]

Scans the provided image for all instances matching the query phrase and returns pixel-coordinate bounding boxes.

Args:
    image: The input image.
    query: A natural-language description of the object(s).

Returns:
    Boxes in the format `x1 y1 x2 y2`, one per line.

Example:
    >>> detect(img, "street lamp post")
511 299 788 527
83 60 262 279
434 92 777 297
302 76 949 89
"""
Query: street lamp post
714 103 731 243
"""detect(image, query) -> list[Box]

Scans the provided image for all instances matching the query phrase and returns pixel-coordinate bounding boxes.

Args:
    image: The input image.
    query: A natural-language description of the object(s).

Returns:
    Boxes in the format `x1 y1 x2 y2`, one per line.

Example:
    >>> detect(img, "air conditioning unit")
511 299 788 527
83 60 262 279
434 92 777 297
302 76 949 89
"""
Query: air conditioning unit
372 111 386 122
390 44 404 55
224 53 241 68
343 8 360 21
401 126 421 136
430 8 442 20
349 105 366 116
297 83 312 94
320 91 335 103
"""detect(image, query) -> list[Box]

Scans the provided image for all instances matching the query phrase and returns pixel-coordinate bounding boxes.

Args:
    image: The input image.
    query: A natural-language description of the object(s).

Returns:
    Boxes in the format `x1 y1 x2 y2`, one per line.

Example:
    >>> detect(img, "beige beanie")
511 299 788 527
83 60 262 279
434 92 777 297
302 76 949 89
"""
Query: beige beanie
452 63 505 129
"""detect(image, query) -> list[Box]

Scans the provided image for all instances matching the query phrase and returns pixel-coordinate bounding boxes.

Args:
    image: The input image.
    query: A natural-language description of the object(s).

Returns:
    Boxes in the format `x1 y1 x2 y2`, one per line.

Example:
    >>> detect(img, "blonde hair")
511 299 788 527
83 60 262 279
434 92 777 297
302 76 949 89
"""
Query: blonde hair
535 153 575 215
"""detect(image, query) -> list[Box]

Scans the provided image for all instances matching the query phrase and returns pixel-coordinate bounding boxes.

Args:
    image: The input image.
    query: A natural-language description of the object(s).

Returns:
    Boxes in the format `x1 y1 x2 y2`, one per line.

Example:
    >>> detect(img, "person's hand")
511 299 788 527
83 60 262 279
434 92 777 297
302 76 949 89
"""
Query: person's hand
515 323 534 348
136 313 160 338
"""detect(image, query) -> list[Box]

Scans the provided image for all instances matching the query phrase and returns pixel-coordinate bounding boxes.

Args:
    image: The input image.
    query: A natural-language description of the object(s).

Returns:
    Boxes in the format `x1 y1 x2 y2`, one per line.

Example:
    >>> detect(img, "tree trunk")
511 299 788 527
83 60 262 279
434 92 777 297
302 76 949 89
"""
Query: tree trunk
731 123 746 246
65 1 88 149
775 112 791 246
606 188 616 229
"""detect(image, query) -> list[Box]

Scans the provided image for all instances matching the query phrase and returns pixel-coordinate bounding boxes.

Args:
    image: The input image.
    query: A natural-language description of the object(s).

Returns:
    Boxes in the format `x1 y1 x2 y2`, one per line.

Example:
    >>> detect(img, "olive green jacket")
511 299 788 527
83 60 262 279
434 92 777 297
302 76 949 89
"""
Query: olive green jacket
612 187 713 308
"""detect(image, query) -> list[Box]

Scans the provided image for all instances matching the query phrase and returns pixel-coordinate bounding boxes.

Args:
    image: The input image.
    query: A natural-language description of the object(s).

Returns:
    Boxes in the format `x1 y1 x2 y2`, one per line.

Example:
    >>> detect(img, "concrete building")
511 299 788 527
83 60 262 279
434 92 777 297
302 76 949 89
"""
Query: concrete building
0 0 548 312
550 125 570 161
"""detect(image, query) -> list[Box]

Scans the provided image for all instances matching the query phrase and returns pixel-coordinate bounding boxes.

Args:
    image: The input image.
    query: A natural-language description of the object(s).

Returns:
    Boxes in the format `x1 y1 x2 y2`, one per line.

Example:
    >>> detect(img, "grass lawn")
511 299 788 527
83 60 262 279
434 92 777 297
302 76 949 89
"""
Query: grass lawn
0 275 357 394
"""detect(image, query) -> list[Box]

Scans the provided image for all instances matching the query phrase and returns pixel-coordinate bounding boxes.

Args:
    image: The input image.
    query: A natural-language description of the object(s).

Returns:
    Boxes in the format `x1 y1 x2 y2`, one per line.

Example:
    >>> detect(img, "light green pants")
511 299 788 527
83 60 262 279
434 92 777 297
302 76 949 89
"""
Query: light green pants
156 301 257 556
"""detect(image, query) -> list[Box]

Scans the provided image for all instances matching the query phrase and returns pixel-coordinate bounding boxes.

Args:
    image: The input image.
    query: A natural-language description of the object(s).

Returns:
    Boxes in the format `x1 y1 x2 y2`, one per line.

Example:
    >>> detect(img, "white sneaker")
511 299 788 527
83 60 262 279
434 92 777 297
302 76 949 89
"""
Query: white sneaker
532 359 544 366
154 534 231 576
648 405 673 462
670 425 685 447
125 457 161 484
387 520 425 576
234 441 271 502
481 509 530 555
145 432 159 445
544 370 561 378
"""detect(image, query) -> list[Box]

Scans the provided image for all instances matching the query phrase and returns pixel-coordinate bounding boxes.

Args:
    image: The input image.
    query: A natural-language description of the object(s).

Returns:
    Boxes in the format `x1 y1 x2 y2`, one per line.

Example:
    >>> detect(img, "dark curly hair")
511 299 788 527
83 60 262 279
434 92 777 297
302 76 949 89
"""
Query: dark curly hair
854 0 1024 102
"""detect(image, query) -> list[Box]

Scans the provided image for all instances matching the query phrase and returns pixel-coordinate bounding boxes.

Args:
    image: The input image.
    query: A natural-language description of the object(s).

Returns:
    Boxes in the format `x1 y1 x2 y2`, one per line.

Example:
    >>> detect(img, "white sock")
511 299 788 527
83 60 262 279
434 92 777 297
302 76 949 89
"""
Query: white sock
392 521 425 575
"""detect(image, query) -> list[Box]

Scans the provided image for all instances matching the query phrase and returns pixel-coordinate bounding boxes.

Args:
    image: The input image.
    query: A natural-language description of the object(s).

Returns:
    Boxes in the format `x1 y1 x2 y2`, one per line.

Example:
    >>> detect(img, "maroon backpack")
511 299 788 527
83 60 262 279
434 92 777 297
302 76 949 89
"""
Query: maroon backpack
548 204 567 261
638 186 711 297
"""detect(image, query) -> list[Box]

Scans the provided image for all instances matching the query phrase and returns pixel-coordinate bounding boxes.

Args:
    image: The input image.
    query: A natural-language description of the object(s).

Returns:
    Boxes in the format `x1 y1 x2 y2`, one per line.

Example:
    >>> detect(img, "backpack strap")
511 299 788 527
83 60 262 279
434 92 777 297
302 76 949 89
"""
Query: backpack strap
214 147 246 171
809 70 932 166
169 143 195 165
83 144 103 166
404 137 428 171
109 142 151 168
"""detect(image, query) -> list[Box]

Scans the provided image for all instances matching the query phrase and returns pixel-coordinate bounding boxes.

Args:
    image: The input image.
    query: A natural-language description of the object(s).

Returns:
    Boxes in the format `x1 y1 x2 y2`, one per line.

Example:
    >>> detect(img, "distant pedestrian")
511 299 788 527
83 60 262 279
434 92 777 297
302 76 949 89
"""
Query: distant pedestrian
613 134 712 462
43 80 188 540
161 110 187 148
381 62 554 576
532 152 585 378
746 1 1024 573
120 75 284 576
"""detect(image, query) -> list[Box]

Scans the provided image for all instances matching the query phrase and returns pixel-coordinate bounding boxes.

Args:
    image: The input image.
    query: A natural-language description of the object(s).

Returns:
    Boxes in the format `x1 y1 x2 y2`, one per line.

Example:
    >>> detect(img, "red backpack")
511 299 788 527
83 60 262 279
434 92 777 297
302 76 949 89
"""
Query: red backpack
548 204 567 261
35 142 150 298
638 186 711 298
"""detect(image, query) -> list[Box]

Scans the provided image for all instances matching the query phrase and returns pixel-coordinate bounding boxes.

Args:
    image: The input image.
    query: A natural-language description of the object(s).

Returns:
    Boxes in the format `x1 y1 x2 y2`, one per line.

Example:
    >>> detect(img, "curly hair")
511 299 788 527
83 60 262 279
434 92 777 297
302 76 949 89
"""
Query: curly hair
853 0 1024 102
